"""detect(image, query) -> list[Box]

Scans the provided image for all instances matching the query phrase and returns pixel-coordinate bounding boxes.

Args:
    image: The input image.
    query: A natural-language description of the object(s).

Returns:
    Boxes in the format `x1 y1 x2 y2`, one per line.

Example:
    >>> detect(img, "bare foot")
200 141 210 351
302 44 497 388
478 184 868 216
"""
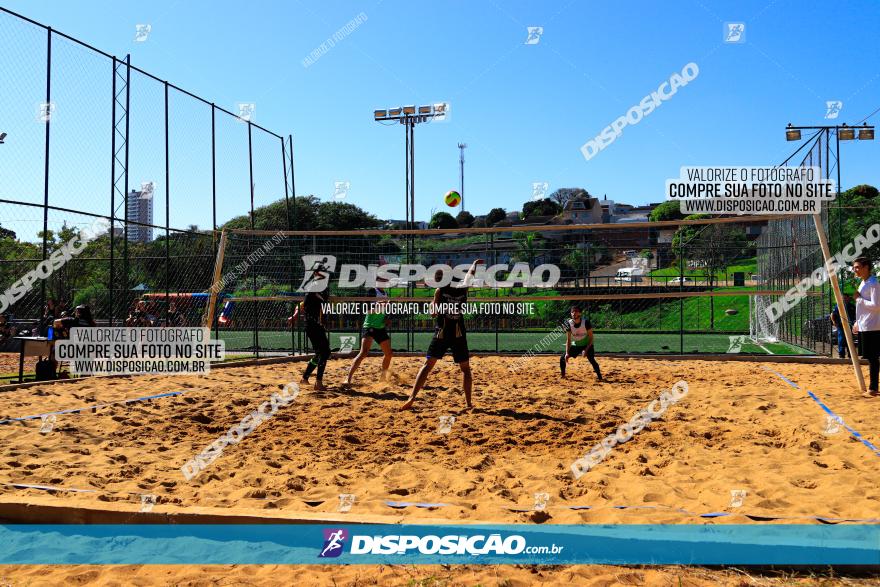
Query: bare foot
300 377 309 385
344 377 353 385
314 381 327 391
400 400 414 411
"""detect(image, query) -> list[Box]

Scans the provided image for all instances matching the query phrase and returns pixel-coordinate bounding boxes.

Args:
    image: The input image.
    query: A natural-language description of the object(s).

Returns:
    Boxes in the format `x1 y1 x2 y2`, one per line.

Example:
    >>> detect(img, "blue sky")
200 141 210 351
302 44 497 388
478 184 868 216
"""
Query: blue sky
1 0 878 237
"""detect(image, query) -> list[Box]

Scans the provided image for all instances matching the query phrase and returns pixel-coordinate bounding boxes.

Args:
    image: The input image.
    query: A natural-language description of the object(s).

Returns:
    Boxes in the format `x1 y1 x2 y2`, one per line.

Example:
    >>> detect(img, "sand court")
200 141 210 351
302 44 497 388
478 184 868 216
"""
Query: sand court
0 356 877 525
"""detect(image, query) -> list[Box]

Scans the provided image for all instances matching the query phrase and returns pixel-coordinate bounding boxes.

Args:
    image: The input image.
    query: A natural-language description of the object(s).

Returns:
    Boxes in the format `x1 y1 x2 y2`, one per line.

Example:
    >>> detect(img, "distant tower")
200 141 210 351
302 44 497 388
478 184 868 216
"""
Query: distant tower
457 142 467 212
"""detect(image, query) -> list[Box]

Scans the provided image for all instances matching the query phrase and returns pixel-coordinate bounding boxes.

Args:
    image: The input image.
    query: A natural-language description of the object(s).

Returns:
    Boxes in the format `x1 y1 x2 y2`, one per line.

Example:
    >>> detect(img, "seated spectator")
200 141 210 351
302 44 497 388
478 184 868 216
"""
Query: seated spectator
166 302 184 326
54 304 96 338
125 300 152 327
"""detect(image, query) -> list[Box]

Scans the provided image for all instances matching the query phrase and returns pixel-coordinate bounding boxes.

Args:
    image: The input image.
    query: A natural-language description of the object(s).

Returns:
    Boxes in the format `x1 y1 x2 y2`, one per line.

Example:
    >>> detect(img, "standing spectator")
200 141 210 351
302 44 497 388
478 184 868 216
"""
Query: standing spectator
0 313 18 350
54 304 97 338
830 293 857 358
852 257 880 395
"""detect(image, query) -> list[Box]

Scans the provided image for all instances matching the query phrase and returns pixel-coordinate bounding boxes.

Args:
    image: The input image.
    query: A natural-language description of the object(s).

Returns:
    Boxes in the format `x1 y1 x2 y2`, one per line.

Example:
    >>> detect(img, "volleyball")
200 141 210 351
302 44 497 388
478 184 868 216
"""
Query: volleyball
444 190 461 207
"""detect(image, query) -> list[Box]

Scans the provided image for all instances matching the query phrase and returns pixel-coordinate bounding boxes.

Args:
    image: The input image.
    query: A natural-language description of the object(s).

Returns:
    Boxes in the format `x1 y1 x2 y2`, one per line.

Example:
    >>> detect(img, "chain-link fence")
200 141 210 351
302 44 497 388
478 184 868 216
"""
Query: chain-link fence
0 8 294 360
212 217 815 357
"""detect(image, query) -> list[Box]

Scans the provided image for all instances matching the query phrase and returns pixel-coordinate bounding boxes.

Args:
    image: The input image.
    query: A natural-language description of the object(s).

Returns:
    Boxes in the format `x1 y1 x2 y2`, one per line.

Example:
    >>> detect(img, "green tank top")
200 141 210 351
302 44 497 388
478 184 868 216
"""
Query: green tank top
363 288 387 329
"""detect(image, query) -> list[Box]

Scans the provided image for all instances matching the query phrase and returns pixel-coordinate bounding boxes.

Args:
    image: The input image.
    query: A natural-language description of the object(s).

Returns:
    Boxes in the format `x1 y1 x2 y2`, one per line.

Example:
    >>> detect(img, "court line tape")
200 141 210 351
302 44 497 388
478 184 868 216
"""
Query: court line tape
762 366 880 458
2 481 877 523
0 391 187 425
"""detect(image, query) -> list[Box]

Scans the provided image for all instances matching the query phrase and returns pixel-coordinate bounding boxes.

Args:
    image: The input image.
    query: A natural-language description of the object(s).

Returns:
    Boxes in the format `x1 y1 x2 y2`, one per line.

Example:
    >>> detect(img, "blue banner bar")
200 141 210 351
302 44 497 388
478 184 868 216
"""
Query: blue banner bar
0 524 877 565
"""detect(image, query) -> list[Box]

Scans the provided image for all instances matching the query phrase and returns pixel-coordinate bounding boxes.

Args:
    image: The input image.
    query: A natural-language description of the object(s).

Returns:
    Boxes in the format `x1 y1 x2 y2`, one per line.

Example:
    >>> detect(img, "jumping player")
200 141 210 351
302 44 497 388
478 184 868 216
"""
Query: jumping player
294 262 332 391
401 258 483 410
345 279 393 384
560 305 602 381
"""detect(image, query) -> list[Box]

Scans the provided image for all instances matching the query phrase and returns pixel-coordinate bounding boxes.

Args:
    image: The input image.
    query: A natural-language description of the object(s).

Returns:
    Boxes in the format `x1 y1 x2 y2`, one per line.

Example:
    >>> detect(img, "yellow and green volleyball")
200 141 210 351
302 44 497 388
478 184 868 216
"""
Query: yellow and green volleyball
444 190 461 207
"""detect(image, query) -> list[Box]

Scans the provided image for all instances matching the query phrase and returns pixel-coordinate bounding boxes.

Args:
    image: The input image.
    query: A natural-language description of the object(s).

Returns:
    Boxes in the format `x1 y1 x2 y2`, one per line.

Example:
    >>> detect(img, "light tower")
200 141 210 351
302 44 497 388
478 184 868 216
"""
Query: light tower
457 142 467 212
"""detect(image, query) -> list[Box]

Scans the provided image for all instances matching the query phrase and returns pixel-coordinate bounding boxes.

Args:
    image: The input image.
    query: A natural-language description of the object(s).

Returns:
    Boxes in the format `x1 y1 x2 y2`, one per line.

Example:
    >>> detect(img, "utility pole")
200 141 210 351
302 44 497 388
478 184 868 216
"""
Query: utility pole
457 142 467 212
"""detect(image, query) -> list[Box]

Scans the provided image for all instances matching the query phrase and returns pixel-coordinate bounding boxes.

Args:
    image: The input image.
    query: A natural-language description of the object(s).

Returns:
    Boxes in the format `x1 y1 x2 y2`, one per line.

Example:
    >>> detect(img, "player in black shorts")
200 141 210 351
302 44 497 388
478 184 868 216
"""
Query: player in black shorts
346 280 393 384
401 259 483 410
294 263 332 391
560 305 602 380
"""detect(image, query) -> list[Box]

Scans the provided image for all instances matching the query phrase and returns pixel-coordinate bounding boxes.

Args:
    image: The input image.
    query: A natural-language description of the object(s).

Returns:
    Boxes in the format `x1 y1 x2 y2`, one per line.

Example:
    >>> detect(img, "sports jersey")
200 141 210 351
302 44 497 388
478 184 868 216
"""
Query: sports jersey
566 316 593 347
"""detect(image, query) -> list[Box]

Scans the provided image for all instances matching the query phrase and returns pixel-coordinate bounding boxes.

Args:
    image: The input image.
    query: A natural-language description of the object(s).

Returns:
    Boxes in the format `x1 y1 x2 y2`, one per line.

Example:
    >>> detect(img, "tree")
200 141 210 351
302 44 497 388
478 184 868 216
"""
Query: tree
220 195 381 231
650 201 684 222
829 184 880 263
548 187 590 208
522 198 562 219
456 210 475 228
486 208 507 226
429 212 458 229
0 223 16 240
512 232 544 266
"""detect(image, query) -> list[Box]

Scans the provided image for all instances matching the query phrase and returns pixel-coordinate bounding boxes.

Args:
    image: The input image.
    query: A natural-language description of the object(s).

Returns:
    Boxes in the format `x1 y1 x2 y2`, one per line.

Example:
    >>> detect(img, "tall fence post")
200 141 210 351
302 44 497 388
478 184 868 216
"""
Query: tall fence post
247 121 258 357
39 27 52 316
164 81 170 326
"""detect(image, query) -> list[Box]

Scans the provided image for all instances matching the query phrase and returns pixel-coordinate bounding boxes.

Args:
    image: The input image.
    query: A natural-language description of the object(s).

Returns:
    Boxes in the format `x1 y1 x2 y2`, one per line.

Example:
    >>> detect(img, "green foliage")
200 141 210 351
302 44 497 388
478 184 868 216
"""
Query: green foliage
829 184 880 262
522 198 562 219
429 211 458 229
455 210 475 227
220 195 381 231
649 200 684 222
486 207 507 226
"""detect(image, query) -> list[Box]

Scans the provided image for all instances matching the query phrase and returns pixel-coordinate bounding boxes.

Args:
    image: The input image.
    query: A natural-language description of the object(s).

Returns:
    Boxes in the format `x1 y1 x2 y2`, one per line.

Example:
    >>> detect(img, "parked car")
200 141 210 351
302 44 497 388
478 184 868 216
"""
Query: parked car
669 277 694 285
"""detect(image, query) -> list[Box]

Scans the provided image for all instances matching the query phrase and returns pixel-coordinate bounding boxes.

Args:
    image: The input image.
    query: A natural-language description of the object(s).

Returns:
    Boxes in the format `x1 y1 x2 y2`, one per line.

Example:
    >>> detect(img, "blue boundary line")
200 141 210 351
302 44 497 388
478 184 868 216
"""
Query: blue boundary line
0 391 185 425
762 366 880 458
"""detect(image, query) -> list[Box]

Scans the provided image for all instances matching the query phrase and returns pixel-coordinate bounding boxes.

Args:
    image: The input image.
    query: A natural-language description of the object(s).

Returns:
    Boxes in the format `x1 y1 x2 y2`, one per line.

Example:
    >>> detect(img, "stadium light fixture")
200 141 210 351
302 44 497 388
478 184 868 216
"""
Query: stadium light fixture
418 105 432 115
838 124 855 140
389 107 403 117
403 105 416 115
859 123 874 141
785 124 801 141
374 109 388 120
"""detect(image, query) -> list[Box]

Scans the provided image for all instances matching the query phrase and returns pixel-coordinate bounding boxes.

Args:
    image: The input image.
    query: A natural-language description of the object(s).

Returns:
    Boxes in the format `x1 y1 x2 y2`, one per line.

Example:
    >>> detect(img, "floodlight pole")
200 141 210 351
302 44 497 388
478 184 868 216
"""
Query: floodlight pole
458 142 467 212
785 123 874 393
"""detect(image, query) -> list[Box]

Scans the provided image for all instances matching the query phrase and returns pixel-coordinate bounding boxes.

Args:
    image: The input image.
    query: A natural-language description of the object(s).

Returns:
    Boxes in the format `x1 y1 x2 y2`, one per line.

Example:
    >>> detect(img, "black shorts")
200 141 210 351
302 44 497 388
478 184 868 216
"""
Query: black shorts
427 323 469 364
362 327 389 344
565 343 591 358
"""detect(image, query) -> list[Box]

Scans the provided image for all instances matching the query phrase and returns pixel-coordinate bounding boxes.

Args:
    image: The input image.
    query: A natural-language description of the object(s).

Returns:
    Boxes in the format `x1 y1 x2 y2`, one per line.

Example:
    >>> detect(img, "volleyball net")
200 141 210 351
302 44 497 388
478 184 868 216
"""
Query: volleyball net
205 215 827 356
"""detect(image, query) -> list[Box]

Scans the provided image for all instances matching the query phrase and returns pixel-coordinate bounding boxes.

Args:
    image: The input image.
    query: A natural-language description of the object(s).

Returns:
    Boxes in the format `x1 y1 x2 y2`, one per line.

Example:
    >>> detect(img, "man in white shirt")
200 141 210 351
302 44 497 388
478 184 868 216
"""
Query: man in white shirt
852 256 880 395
